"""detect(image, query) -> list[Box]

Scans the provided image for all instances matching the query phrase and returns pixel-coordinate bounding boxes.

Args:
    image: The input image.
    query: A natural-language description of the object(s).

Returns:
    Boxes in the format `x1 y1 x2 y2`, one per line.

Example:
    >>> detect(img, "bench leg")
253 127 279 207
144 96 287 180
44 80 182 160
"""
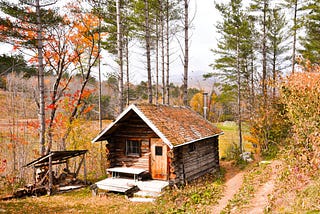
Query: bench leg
90 184 98 197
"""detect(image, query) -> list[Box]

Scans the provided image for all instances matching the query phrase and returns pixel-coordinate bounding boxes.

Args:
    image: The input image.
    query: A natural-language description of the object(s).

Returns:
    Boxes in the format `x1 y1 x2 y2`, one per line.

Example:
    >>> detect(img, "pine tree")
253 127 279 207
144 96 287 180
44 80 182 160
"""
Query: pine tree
282 0 302 73
212 0 253 153
267 7 289 98
250 0 270 106
300 0 320 64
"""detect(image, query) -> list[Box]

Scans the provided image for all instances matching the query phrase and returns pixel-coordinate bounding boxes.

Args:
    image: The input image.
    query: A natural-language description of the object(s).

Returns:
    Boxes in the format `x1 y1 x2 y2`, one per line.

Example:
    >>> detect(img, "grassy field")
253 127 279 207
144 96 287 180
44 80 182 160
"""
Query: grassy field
216 121 256 159
0 172 225 214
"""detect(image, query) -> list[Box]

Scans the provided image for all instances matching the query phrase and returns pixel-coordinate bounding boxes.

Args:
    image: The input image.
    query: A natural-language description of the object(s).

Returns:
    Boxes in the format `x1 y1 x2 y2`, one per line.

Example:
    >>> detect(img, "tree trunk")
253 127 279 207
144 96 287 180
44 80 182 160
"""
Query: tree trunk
292 0 298 73
98 11 102 131
117 0 124 112
262 0 268 106
183 0 189 106
145 0 153 104
165 0 170 105
161 1 165 105
237 42 243 154
272 44 276 99
36 0 46 156
125 37 130 106
155 15 159 104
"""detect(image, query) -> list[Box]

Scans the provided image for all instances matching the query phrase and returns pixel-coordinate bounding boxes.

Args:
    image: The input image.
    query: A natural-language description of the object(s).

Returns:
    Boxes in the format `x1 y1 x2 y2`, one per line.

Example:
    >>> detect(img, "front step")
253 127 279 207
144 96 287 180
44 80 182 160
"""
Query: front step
136 180 169 193
134 190 162 198
129 197 155 203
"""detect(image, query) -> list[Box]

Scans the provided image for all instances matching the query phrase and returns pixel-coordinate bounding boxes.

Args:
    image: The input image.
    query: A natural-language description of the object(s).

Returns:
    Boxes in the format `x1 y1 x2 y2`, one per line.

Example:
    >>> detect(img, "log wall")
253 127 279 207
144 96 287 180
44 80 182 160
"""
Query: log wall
171 136 219 184
106 111 157 171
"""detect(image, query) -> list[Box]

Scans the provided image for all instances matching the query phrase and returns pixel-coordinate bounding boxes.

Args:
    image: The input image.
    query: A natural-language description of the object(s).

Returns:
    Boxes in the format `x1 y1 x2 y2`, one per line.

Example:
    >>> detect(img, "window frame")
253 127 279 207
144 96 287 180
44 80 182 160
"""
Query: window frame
155 146 163 156
188 143 196 153
125 139 141 157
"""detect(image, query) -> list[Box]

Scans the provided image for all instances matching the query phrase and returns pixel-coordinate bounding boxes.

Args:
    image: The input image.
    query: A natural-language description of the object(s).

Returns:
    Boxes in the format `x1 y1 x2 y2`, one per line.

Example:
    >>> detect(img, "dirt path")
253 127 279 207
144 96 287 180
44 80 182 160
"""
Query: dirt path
210 161 244 213
241 160 282 214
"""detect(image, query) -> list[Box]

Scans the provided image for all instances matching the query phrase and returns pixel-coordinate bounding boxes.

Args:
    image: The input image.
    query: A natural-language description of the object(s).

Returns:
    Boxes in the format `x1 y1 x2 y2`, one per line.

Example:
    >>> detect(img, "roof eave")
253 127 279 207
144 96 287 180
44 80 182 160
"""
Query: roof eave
131 105 174 149
91 104 136 143
173 132 224 148
91 104 174 149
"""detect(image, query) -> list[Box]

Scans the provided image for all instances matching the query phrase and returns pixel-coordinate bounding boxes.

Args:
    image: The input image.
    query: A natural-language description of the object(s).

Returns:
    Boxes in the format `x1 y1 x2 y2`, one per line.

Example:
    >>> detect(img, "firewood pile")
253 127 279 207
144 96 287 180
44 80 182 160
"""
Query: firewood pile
1 167 87 200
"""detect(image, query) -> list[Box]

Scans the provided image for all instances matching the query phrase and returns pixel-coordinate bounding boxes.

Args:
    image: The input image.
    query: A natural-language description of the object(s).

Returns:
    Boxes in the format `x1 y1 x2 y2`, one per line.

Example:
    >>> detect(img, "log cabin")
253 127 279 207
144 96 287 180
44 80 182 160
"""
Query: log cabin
92 103 223 184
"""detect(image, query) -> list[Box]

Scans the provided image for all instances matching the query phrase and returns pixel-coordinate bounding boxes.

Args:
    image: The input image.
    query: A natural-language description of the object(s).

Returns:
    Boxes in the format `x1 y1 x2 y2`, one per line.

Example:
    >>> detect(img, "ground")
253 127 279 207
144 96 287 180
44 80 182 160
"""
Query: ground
1 158 319 213
211 161 244 213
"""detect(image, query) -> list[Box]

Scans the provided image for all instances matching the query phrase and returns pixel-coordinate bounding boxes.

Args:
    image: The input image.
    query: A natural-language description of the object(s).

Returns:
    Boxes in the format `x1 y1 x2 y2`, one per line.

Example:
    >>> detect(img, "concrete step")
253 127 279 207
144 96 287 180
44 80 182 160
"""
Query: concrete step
129 197 155 203
134 190 161 198
136 180 169 193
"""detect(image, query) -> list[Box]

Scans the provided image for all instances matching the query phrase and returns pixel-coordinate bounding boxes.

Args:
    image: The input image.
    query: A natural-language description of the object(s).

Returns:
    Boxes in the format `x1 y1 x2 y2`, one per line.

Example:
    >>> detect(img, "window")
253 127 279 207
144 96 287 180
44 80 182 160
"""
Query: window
188 143 196 152
126 140 141 156
155 146 163 156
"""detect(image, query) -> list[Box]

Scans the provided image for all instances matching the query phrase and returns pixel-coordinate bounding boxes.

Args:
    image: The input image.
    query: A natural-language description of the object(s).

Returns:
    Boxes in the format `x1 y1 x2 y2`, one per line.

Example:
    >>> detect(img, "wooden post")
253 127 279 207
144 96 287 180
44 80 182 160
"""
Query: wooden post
48 155 53 195
33 166 36 185
83 154 87 185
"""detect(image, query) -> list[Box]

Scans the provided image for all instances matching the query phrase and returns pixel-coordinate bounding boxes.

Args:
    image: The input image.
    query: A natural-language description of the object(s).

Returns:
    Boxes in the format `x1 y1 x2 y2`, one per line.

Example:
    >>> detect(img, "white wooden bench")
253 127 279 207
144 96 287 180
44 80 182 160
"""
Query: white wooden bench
107 167 147 182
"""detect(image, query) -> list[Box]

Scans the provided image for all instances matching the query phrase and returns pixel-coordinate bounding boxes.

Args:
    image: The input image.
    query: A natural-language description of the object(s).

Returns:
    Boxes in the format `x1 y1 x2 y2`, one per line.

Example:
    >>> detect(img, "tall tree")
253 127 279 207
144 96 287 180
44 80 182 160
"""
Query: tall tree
0 0 61 155
145 0 153 104
283 0 302 73
102 0 136 112
300 0 320 64
250 0 270 106
116 0 125 111
267 7 288 98
212 0 253 153
182 0 189 106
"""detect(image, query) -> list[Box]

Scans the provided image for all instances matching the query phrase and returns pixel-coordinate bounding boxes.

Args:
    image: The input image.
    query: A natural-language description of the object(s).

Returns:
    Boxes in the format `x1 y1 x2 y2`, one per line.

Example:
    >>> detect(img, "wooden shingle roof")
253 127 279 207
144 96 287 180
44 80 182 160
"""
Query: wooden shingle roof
92 104 223 148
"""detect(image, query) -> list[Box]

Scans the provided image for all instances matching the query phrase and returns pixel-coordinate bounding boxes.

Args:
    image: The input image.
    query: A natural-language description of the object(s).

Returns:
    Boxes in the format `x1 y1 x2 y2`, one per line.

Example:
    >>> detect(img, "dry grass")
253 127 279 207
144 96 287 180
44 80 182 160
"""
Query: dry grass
216 122 256 159
0 171 225 214
0 188 156 214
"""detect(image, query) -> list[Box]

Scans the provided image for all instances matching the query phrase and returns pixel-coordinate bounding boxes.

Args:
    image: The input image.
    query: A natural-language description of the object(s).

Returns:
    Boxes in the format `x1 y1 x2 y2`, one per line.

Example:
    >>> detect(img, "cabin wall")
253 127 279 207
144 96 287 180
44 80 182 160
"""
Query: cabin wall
107 138 151 171
171 137 219 184
106 113 157 172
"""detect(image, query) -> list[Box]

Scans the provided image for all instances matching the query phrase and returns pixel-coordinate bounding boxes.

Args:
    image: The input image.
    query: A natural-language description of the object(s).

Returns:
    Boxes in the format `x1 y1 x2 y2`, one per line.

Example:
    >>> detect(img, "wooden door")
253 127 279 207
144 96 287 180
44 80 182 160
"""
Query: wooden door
150 138 167 180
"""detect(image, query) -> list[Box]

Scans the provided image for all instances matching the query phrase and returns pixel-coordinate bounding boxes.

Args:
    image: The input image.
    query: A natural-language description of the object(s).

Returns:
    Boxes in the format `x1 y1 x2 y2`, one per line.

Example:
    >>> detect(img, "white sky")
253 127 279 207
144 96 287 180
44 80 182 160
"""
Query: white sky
0 0 222 88
123 0 222 86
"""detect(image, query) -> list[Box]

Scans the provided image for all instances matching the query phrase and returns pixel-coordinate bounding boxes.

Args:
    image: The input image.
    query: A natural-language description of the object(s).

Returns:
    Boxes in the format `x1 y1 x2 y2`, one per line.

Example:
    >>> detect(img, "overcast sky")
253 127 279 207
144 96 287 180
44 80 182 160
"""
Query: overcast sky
127 0 221 86
185 0 221 86
1 0 222 87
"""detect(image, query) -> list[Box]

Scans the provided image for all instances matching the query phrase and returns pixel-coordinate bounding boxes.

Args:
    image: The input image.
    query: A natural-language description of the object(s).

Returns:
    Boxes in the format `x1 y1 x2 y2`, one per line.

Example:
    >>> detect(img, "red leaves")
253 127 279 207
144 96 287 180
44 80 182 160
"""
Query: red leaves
46 103 56 110
0 159 7 173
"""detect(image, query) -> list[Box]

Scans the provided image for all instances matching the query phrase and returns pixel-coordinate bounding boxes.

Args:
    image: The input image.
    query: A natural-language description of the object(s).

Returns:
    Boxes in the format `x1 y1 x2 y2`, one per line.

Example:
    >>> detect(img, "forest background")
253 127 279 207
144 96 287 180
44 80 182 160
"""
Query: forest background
0 0 320 204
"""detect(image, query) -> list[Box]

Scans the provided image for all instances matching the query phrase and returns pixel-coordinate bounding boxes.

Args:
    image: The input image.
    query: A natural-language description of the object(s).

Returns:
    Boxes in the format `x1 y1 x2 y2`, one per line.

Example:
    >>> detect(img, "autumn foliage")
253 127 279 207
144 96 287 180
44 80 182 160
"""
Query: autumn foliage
280 63 320 170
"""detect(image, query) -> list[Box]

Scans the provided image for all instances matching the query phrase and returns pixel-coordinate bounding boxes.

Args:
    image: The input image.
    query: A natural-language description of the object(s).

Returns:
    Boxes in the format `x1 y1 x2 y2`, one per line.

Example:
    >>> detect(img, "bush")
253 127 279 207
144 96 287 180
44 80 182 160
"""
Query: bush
250 100 291 159
280 67 320 170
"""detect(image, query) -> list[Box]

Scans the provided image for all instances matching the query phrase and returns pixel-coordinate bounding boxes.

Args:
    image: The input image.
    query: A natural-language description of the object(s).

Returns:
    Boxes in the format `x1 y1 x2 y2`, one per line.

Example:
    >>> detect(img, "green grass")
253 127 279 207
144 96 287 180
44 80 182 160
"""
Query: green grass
216 122 255 159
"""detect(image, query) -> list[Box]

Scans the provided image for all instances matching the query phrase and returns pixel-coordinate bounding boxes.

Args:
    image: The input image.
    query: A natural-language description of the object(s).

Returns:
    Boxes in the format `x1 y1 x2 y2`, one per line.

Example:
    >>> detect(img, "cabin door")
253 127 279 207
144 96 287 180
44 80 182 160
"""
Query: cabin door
150 138 167 180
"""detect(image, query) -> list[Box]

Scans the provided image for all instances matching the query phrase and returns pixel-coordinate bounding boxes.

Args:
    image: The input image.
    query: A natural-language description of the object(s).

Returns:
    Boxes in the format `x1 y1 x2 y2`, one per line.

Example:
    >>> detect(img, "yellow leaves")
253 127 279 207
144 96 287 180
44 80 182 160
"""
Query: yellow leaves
190 92 204 114
190 92 217 120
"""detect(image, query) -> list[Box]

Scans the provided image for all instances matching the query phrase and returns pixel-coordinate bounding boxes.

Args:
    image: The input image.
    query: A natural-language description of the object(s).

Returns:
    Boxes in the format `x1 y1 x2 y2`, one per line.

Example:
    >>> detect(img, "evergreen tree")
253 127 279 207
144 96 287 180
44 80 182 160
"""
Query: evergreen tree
250 0 270 105
267 7 289 98
282 0 303 72
300 0 320 64
211 0 253 153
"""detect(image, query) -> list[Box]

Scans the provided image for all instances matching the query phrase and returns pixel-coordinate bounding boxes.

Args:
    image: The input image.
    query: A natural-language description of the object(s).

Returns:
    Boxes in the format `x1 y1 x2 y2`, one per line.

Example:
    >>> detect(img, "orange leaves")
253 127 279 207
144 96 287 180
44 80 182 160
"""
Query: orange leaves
80 89 94 99
82 105 94 114
0 159 7 173
280 62 320 170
